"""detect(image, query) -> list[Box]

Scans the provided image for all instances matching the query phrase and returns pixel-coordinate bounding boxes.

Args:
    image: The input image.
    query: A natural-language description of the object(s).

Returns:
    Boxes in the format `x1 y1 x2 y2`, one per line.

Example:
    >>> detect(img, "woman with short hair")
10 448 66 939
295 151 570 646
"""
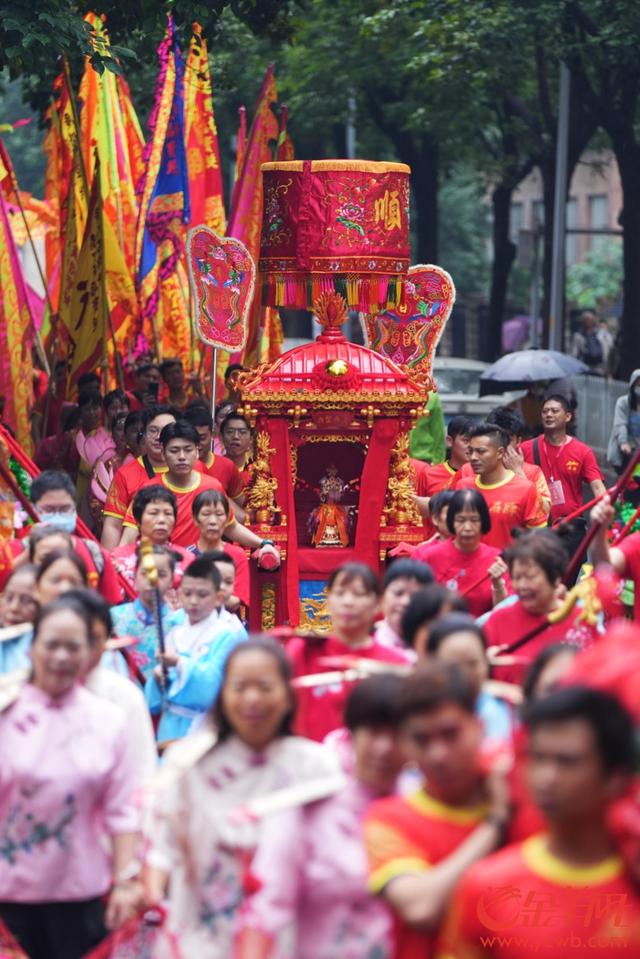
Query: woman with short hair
483 530 599 684
413 489 510 617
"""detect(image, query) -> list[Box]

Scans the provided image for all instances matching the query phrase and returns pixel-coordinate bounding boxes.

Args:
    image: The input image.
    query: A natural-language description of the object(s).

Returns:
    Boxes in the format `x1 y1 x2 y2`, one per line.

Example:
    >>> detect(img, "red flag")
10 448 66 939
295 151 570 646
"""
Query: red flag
227 65 279 366
184 23 226 234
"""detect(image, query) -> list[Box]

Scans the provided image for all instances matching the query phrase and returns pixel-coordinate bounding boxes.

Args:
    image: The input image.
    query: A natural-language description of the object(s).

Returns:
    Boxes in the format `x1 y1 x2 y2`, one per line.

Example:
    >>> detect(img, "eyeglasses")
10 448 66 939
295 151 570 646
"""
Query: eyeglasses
146 426 162 437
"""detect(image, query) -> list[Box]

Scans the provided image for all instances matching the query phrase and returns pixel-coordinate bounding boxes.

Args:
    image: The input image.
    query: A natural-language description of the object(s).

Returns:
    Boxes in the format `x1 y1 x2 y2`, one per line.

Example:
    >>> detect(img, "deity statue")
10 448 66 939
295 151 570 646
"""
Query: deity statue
244 432 278 524
309 465 350 547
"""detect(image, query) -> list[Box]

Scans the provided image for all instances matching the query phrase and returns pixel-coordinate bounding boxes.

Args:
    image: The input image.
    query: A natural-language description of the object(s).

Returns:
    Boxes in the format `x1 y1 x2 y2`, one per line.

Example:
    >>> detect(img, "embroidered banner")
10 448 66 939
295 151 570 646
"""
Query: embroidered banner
259 159 410 312
187 226 255 352
361 264 455 387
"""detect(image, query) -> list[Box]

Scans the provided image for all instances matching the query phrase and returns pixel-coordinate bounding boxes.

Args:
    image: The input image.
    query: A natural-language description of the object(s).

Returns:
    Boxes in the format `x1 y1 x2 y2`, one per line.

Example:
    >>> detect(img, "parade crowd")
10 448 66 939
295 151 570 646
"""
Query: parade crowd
0 354 639 959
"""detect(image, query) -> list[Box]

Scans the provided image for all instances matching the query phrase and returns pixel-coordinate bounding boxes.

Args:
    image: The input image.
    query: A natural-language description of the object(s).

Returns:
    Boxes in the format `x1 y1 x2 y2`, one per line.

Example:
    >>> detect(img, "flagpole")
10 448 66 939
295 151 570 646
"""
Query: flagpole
211 347 218 424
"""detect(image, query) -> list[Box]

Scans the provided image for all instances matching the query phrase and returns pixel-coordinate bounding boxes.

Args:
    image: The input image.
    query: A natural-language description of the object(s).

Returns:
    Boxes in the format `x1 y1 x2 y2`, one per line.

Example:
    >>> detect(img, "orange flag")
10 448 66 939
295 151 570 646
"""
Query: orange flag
227 65 279 367
184 22 225 234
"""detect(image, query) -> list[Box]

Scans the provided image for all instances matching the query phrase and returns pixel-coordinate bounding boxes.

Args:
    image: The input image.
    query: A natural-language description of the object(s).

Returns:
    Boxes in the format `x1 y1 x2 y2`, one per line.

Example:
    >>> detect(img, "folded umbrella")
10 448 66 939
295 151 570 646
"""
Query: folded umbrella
479 349 589 396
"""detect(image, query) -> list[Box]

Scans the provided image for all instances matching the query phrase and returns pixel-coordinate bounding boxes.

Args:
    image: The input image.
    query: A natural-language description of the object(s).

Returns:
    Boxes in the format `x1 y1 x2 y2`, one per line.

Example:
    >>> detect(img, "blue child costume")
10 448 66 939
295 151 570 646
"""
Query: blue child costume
145 606 247 741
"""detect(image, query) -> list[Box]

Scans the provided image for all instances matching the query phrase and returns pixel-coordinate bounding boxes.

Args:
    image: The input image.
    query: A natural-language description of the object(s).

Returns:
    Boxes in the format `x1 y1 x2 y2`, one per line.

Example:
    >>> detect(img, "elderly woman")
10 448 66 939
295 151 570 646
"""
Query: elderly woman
413 488 510 617
482 530 599 684
0 595 141 959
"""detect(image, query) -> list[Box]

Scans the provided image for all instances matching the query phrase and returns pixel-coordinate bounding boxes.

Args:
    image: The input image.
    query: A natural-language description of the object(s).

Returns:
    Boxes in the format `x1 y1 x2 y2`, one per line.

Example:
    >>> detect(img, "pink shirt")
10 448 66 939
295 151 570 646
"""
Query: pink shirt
241 776 394 959
0 683 140 902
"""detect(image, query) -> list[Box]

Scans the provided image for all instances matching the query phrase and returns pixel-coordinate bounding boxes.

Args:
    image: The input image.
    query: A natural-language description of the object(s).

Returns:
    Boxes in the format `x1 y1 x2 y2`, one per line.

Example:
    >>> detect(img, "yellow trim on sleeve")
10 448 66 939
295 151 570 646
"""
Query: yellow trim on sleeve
368 856 430 894
522 834 623 886
103 509 125 520
526 521 548 529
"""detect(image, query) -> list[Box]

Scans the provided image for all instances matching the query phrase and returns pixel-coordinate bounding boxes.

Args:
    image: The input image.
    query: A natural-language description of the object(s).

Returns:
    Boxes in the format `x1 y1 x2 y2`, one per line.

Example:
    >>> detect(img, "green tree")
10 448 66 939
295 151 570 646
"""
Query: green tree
566 239 623 313
0 75 44 195
0 0 297 115
438 168 490 301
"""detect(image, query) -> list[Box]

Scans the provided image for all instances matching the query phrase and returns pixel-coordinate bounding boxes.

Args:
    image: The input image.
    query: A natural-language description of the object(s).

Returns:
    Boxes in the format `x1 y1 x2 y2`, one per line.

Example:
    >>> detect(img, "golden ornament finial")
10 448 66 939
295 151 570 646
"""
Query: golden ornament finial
313 291 348 329
326 359 349 376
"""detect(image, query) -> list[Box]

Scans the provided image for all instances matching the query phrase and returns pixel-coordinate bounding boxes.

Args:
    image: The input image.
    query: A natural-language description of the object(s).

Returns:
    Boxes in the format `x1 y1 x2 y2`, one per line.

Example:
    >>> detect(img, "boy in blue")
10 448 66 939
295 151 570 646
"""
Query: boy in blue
110 545 186 679
145 555 246 741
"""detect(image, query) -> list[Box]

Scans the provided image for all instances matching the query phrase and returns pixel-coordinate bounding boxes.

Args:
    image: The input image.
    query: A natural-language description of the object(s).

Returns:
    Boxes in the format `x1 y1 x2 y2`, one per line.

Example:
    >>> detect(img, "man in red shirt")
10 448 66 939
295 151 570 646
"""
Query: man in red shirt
159 358 199 411
590 494 640 619
102 405 176 549
414 415 473 517
457 406 551 515
364 662 510 959
442 685 640 957
220 412 254 490
120 421 277 560
455 424 547 550
183 405 246 519
521 394 605 579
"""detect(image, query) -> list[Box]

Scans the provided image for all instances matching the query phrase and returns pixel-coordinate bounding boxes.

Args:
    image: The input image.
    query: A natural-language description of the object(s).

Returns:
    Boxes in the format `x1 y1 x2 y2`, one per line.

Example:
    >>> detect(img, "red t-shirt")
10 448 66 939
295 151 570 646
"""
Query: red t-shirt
104 456 168 522
521 435 603 522
197 452 243 499
364 790 489 959
441 834 640 958
414 538 507 617
286 634 410 742
618 532 640 620
457 460 550 511
412 459 458 535
454 471 547 550
483 598 598 685
123 472 227 548
413 459 458 497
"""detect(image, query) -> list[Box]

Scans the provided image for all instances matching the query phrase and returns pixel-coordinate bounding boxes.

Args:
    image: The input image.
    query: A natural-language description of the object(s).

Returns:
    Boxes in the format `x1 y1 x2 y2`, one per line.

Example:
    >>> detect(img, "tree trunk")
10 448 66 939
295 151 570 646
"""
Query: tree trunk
486 183 516 361
411 138 439 263
362 88 439 263
538 157 555 344
614 138 640 378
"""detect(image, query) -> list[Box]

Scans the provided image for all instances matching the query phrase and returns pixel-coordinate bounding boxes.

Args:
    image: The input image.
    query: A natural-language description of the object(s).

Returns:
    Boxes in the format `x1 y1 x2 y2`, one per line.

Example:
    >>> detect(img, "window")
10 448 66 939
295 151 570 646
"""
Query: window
532 200 545 230
510 202 524 243
589 194 608 253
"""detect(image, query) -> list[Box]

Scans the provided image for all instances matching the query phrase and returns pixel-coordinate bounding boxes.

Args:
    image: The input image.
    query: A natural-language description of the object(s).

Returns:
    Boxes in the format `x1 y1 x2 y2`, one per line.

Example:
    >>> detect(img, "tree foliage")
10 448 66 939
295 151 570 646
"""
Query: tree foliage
2 0 640 368
0 0 297 115
566 241 623 311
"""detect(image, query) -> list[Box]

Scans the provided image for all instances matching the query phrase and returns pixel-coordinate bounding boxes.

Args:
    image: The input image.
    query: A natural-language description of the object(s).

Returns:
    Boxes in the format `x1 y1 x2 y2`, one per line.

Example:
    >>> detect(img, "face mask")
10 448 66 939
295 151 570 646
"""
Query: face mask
37 511 77 533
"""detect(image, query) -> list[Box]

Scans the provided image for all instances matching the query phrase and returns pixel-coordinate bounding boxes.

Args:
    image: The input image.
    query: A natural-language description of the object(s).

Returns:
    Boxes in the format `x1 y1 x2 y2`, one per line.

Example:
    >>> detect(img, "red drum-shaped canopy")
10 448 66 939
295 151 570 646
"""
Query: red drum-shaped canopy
259 159 411 312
